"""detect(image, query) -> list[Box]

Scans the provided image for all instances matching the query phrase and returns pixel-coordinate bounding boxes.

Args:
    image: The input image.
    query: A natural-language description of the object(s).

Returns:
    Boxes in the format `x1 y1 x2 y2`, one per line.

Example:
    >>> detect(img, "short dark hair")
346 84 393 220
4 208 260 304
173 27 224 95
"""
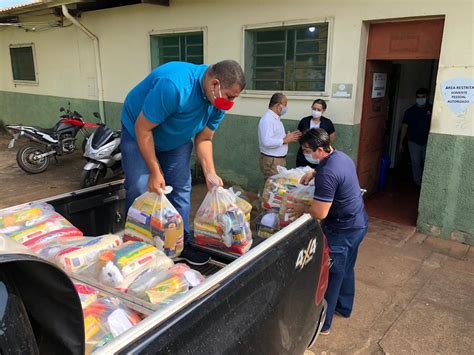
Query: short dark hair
312 98 327 110
299 128 331 153
269 93 285 108
416 88 429 96
209 60 246 90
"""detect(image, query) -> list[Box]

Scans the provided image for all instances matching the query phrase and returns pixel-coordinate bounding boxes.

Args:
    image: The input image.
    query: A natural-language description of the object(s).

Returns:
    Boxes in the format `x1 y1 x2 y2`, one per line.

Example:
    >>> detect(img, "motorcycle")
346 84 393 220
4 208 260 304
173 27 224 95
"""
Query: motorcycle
80 124 122 188
6 104 101 174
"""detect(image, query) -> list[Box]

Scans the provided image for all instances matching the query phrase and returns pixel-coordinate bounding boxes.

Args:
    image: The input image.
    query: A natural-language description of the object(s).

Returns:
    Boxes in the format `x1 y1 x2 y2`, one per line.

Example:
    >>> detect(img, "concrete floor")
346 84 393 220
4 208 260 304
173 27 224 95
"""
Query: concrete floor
1 133 473 354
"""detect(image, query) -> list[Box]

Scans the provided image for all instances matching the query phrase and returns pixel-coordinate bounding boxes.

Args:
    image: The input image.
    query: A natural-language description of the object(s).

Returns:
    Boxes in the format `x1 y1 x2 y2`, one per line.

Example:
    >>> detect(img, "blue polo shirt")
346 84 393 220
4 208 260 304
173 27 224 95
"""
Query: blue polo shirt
121 62 225 151
314 150 368 230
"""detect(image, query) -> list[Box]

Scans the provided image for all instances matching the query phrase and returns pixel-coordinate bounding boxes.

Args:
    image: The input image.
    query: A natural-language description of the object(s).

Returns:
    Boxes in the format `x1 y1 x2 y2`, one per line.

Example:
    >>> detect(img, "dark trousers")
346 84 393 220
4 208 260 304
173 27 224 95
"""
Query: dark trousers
322 225 368 331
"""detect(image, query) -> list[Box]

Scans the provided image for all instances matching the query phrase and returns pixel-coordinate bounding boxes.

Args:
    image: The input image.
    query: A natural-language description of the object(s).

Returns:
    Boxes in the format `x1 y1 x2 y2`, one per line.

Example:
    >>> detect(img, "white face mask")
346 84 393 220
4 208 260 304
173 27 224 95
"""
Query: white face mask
304 153 320 165
416 98 427 107
280 105 288 116
311 110 322 118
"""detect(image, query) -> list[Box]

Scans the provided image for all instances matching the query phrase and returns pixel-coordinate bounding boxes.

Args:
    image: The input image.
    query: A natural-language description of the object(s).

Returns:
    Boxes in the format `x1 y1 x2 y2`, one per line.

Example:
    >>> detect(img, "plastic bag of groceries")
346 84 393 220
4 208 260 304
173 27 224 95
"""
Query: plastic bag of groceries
261 166 313 210
278 183 314 228
124 191 184 257
194 186 252 254
34 234 122 273
8 212 83 246
127 263 205 306
0 203 55 236
83 296 142 354
83 241 174 291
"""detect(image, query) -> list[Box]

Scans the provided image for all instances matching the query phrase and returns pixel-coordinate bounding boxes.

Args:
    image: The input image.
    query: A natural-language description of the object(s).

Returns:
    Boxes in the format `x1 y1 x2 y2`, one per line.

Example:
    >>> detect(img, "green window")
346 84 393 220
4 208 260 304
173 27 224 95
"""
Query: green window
150 32 204 69
10 45 36 82
245 23 329 92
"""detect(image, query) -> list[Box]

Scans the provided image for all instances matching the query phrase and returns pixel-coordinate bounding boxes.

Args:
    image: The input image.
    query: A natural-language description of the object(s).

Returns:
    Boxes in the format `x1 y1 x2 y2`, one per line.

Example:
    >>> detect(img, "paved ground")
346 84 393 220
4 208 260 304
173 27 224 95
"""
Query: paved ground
1 133 473 354
309 219 474 354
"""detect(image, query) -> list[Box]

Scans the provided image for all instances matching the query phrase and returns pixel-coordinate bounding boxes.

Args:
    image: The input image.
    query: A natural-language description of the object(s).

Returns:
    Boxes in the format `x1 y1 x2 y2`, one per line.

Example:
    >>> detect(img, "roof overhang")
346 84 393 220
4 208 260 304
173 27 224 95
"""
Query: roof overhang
0 0 170 18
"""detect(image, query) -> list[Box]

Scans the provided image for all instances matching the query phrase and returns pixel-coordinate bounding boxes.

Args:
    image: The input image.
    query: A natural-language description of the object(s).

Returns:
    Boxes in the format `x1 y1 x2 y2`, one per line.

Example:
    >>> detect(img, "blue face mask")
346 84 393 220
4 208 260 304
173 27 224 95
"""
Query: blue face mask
416 98 427 107
304 153 320 165
280 106 288 116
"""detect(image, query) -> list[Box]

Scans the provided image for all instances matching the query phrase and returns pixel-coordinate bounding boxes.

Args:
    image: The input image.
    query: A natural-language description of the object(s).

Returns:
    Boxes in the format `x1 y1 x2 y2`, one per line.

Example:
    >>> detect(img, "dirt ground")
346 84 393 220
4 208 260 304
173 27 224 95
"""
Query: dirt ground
1 132 473 354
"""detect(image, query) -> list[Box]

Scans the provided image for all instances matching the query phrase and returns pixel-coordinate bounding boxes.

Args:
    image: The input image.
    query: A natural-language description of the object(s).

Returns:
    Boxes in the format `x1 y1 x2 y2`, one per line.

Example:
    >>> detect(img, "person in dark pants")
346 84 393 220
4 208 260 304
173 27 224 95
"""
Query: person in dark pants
295 99 336 169
289 128 368 335
121 60 245 264
399 88 432 187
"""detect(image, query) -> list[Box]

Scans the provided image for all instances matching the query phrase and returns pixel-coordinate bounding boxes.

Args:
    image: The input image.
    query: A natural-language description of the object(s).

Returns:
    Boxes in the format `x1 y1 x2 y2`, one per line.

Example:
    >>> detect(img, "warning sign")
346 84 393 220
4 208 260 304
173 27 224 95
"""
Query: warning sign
372 73 387 98
441 78 474 115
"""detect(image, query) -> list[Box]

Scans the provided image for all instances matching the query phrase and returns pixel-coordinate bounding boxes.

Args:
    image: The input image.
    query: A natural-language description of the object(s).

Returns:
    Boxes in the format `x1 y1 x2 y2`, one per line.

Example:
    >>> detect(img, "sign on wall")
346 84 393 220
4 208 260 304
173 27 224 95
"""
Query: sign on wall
441 77 474 115
371 73 387 98
332 83 353 98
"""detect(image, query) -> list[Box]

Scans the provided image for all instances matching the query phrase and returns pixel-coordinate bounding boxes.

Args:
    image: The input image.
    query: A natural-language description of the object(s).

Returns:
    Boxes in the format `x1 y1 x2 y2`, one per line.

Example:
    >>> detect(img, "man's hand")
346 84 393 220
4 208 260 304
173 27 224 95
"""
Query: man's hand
300 170 316 185
148 171 166 194
286 201 308 219
205 172 223 190
283 130 302 144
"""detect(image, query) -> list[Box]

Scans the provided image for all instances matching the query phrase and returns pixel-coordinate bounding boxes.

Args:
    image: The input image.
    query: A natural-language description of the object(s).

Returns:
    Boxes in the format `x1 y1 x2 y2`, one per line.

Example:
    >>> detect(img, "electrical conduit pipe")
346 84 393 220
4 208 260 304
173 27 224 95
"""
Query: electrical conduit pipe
61 5 105 124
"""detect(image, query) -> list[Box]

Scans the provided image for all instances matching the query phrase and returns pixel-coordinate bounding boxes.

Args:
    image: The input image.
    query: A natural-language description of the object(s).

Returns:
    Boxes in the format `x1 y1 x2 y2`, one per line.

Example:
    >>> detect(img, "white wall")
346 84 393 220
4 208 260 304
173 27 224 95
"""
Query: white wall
1 0 473 135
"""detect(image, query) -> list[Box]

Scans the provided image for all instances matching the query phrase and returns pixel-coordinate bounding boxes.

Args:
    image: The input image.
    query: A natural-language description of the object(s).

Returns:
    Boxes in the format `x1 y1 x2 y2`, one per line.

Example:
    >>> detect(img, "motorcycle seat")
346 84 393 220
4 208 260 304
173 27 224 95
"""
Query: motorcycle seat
32 126 55 135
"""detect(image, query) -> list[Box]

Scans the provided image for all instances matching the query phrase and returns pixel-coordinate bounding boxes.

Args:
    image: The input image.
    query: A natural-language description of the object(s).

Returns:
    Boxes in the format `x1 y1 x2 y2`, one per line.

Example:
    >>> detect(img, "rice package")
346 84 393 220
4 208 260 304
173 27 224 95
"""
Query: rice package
94 241 174 291
8 212 83 246
124 192 184 257
83 296 142 354
47 234 122 273
278 184 314 228
144 275 189 305
0 203 54 236
127 263 204 304
262 166 313 211
194 187 252 254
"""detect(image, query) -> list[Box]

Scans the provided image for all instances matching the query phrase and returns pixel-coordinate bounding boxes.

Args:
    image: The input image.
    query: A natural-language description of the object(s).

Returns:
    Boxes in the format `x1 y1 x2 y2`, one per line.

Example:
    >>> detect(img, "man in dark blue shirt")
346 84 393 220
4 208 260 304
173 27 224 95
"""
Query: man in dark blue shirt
399 88 432 186
290 128 368 335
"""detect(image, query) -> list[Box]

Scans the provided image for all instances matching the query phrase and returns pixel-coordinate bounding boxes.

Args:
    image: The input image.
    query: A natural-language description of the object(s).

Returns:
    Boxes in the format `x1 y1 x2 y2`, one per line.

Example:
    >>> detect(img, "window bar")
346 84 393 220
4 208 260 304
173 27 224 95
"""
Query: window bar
292 29 297 91
283 30 288 91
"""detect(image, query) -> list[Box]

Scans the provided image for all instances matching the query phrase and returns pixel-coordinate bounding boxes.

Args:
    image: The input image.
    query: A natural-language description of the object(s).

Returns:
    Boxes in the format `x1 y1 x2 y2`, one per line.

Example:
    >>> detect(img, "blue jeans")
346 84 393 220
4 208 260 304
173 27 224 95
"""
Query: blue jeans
408 141 426 186
121 127 193 240
322 225 368 331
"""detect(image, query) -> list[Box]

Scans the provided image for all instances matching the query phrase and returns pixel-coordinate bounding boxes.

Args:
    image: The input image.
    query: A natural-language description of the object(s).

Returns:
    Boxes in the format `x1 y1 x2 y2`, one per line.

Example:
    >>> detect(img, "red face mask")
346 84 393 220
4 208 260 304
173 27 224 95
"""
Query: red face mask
213 83 234 111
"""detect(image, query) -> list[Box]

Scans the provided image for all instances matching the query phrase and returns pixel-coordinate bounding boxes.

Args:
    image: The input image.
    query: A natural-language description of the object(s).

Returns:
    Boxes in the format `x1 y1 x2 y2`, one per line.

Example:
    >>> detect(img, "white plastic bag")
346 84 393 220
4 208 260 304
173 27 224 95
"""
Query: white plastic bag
194 187 252 254
124 191 184 257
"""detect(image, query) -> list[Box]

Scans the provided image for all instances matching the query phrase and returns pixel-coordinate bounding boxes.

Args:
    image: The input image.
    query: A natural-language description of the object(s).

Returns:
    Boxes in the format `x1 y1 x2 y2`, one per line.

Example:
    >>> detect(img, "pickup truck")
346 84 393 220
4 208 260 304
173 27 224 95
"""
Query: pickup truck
0 180 329 354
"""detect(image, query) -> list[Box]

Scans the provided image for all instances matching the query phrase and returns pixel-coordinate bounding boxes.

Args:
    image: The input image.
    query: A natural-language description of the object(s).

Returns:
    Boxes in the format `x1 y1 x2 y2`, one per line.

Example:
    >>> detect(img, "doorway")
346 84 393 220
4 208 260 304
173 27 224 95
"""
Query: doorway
357 19 444 226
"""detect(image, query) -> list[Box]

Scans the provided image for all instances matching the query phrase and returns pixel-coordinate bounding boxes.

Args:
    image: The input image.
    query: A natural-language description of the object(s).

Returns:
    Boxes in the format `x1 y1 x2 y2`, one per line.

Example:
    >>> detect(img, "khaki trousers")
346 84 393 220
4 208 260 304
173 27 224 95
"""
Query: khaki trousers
259 154 286 181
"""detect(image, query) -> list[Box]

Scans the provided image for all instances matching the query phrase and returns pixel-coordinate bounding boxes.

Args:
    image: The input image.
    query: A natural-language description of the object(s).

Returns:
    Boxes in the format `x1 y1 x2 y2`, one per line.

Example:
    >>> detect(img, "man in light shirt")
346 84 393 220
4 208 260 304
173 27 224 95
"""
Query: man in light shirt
258 93 301 181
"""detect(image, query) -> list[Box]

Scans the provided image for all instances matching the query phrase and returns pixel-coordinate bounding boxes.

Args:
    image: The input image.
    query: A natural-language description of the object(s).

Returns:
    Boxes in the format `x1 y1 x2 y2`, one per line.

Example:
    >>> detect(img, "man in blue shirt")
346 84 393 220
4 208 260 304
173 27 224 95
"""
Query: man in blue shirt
289 128 368 335
399 88 432 186
121 60 245 264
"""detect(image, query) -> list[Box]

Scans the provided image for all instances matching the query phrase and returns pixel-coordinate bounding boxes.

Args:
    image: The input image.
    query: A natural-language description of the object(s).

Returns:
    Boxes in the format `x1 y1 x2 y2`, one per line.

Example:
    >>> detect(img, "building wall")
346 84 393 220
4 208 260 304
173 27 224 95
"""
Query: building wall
0 0 473 243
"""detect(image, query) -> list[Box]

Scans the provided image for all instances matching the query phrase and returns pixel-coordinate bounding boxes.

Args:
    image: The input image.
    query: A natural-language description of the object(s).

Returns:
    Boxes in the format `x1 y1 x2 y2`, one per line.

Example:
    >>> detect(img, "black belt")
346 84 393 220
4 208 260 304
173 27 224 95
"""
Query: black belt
260 152 287 159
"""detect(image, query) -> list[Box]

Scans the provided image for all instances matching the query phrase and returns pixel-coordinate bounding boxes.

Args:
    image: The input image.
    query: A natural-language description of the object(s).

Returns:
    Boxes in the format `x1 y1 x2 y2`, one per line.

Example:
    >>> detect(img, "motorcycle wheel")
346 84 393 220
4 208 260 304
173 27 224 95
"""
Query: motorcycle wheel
16 143 51 174
80 168 104 188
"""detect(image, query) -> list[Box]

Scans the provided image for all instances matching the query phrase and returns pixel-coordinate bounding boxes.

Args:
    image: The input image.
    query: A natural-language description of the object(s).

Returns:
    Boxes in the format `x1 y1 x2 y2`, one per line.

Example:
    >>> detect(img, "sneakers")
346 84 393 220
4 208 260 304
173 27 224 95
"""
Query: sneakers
174 247 211 266
320 329 330 336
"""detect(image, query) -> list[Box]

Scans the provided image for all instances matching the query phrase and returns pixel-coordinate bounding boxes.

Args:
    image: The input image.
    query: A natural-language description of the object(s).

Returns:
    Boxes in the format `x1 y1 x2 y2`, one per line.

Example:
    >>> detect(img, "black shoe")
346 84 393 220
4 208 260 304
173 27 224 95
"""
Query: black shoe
174 247 211 266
